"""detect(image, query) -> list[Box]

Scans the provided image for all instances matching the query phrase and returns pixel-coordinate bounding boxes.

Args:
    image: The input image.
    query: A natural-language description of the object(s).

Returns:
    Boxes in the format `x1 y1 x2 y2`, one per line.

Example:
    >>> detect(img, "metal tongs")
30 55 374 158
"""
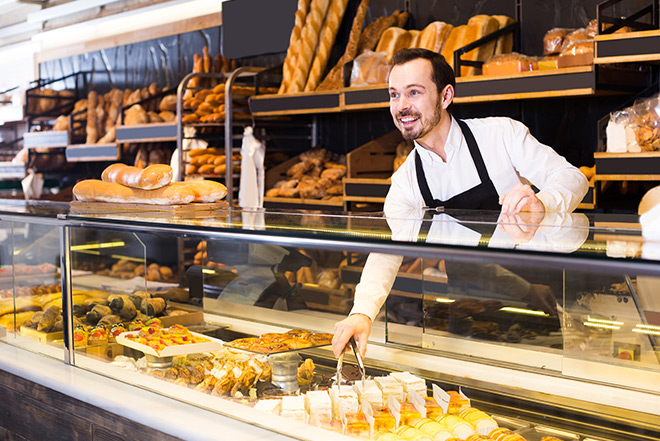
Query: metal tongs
335 336 366 387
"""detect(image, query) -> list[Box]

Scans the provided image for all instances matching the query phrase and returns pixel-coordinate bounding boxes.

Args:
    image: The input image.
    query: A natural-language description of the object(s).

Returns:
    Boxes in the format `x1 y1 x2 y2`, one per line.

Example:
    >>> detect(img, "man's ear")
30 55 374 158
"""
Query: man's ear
441 84 454 110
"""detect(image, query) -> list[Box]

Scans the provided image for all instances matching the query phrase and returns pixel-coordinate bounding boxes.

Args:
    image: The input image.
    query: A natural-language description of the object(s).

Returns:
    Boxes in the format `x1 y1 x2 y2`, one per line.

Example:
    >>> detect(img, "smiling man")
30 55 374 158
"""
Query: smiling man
331 48 588 359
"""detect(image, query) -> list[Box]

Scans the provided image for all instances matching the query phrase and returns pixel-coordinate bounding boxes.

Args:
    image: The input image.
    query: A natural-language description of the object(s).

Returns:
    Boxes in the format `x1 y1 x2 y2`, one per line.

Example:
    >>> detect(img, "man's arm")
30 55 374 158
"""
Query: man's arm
505 118 588 213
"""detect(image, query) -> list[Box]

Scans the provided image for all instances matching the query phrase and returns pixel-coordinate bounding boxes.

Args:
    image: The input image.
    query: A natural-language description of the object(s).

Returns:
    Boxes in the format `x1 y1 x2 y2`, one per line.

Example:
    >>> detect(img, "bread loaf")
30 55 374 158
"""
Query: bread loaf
492 15 515 55
461 15 500 76
159 95 177 112
375 27 412 63
317 0 370 91
440 25 467 71
170 180 227 202
417 21 453 53
102 163 173 190
287 0 332 93
407 30 421 48
279 0 311 94
482 53 533 76
105 89 124 131
356 13 398 55
304 0 350 92
73 180 196 205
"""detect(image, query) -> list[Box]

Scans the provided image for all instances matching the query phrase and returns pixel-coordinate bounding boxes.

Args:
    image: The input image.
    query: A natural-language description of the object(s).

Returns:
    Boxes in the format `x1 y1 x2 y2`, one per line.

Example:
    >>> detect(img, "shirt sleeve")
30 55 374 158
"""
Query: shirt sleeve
504 118 588 212
349 252 404 321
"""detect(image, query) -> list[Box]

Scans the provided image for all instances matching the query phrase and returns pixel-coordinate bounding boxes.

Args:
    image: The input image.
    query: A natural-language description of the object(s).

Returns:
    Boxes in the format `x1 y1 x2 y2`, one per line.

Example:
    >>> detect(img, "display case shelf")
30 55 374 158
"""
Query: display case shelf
595 29 660 64
65 143 118 162
594 151 660 180
115 122 177 143
250 66 648 116
23 131 68 149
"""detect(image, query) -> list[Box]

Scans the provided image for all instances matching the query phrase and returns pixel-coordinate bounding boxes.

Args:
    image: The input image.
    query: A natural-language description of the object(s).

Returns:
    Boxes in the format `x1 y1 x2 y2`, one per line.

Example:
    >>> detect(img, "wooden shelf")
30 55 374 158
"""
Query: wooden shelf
249 65 647 116
115 122 177 143
65 143 118 162
594 151 660 181
595 29 660 64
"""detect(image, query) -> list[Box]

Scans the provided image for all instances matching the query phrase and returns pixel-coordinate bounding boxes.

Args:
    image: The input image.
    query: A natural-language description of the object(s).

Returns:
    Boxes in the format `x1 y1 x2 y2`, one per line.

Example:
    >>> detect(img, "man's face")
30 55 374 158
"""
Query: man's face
389 58 442 141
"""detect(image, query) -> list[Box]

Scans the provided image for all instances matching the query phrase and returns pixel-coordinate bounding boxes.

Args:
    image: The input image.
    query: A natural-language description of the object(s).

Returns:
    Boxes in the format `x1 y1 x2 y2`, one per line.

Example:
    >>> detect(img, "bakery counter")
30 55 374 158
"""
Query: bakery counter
1 203 660 440
0 335 344 441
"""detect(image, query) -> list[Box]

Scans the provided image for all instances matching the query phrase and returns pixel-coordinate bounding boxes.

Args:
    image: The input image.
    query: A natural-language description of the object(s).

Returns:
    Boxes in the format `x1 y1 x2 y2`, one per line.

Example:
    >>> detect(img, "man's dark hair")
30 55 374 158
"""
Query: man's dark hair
391 48 456 95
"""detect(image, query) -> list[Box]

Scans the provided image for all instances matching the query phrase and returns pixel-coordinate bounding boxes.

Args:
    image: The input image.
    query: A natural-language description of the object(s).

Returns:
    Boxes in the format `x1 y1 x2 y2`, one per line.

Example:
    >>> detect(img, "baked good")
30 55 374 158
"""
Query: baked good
557 40 594 68
441 25 467 71
375 27 412 63
414 418 454 440
73 179 196 205
279 0 311 93
305 390 332 426
389 371 427 401
330 385 359 418
435 414 475 439
353 379 382 404
317 0 370 91
460 408 498 435
417 21 453 53
288 0 333 93
482 53 534 76
356 12 398 54
86 91 98 144
345 412 370 437
305 0 350 92
169 180 228 202
101 163 173 190
544 27 572 55
374 375 404 404
124 104 148 125
461 15 500 76
281 395 306 422
492 15 515 55
538 55 558 70
561 28 591 51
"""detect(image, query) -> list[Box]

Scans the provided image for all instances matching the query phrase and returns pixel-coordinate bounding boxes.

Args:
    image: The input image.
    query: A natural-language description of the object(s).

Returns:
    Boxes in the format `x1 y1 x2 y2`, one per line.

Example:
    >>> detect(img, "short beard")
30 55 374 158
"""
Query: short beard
396 104 442 141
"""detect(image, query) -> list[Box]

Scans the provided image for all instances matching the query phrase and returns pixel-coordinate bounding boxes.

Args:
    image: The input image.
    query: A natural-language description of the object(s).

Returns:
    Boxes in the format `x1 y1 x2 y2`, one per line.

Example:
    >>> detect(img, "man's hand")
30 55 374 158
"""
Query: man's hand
526 283 557 316
499 183 545 214
332 313 372 359
499 211 544 244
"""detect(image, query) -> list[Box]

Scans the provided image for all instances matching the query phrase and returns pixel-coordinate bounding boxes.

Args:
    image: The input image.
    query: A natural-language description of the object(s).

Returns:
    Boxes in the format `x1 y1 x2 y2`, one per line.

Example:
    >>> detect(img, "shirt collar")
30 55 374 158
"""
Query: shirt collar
413 116 463 164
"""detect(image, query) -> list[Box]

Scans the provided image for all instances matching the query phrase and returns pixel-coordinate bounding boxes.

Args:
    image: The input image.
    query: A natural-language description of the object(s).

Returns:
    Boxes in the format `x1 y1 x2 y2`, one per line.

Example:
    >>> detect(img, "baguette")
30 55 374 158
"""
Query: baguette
287 0 332 93
356 13 398 54
105 89 124 131
73 180 196 205
317 0 370 91
304 0 350 92
279 0 312 94
492 15 515 55
417 21 453 53
102 163 173 190
86 91 98 144
461 15 500 76
169 180 227 202
440 25 467 71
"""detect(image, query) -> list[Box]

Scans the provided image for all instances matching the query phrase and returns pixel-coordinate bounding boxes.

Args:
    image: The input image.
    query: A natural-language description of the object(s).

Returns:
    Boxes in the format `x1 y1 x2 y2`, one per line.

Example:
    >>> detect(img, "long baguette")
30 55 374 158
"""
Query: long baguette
356 12 398 54
287 0 332 93
304 0 350 92
73 180 196 205
317 0 370 91
279 0 312 94
86 91 98 144
101 163 173 190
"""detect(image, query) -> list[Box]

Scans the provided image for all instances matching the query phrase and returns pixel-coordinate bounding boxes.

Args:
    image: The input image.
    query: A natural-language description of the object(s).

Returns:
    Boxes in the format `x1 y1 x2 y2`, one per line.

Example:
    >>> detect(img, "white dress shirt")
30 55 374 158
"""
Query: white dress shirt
350 116 589 321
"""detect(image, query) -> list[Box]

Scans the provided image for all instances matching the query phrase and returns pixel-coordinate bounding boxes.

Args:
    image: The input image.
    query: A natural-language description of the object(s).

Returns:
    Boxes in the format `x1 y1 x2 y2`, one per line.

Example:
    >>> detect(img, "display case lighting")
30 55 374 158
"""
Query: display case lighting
500 306 548 317
109 255 144 263
434 297 455 303
635 323 660 330
70 241 125 251
632 328 660 336
585 317 624 326
583 322 621 330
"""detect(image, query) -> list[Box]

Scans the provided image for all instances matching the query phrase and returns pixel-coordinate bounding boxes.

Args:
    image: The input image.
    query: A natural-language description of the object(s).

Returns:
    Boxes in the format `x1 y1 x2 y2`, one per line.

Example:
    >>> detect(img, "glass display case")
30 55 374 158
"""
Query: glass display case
0 200 659 441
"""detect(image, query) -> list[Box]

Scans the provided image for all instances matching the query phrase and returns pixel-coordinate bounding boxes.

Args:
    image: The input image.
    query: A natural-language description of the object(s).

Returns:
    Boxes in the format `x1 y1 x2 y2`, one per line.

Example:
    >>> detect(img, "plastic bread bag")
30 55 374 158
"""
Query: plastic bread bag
543 27 573 55
560 28 592 51
607 107 634 152
631 95 660 152
557 40 594 68
350 50 390 87
482 53 534 76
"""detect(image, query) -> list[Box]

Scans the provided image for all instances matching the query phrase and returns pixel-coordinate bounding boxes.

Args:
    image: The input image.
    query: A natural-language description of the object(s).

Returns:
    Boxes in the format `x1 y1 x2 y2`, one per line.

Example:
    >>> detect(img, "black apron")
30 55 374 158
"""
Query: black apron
415 119 501 211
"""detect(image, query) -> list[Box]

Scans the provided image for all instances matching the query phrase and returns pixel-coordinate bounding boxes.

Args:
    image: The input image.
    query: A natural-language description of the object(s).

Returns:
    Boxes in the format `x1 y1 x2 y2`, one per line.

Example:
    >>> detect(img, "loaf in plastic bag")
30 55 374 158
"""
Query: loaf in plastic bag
483 53 534 76
350 50 390 87
557 40 594 68
607 93 660 152
543 28 572 55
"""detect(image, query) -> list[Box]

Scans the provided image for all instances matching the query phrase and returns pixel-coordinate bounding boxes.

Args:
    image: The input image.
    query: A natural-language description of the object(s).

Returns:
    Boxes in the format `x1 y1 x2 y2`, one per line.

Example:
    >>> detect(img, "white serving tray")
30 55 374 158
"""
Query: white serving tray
116 330 222 357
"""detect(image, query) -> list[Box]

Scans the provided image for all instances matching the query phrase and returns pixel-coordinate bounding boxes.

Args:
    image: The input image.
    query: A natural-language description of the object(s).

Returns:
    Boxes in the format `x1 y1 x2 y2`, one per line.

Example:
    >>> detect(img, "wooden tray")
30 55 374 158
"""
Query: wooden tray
70 200 229 214
116 330 222 357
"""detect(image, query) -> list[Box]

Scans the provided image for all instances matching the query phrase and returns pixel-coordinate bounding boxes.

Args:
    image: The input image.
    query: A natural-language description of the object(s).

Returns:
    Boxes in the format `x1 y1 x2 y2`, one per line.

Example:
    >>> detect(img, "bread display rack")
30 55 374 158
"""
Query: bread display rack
176 67 265 202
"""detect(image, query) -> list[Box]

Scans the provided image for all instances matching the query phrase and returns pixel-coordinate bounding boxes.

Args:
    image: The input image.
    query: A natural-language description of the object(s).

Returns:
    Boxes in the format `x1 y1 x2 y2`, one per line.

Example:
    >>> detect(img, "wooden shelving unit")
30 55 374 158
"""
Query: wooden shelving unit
594 152 660 181
595 30 660 64
115 122 177 143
